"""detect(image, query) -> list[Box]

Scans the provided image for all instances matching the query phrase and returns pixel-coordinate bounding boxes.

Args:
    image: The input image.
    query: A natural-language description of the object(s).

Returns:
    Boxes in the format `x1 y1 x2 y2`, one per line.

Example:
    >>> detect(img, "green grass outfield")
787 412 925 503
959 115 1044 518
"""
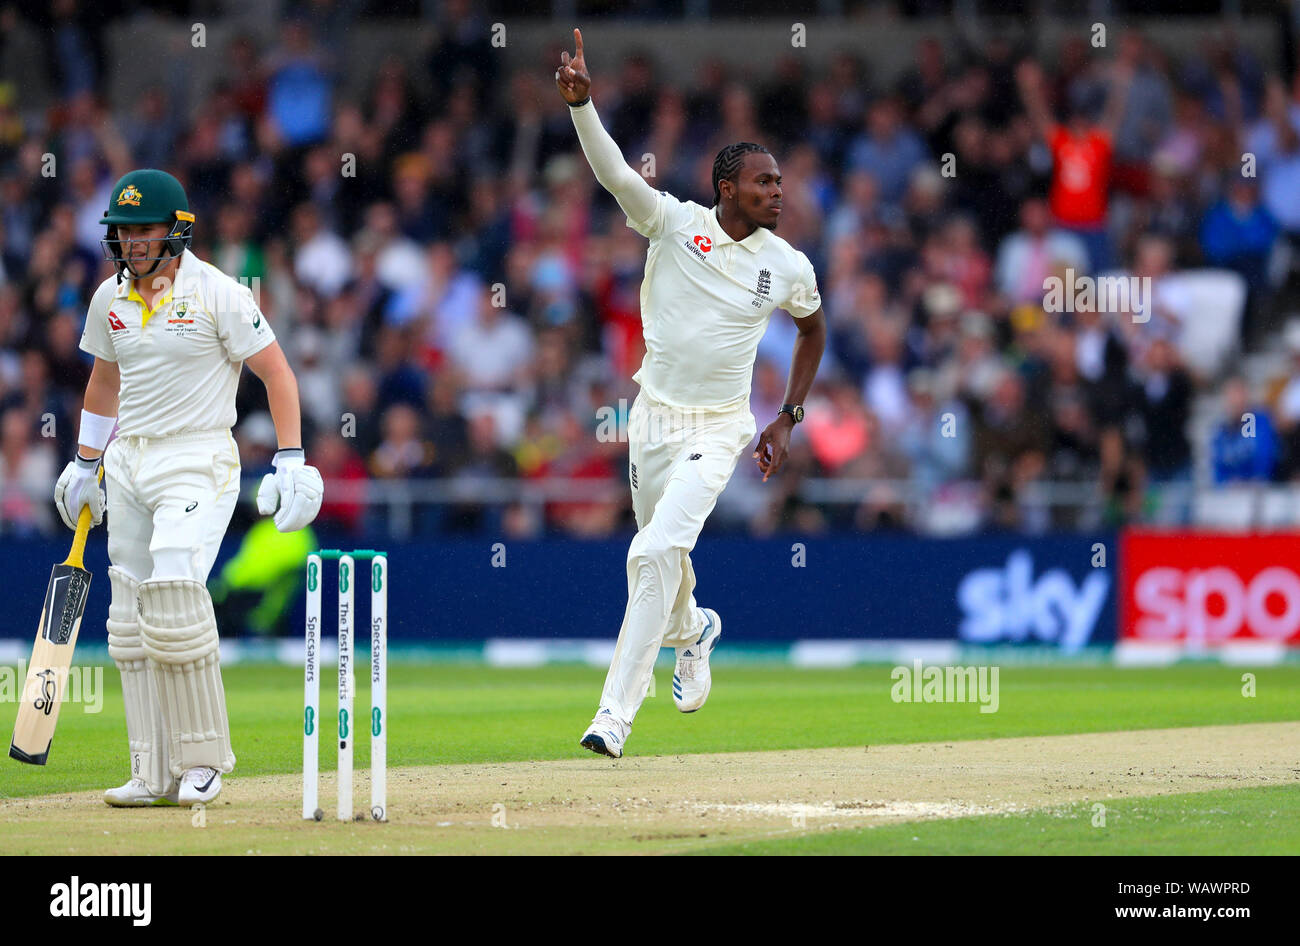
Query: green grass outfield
698 784 1300 855
2 657 1300 857
2 663 1295 801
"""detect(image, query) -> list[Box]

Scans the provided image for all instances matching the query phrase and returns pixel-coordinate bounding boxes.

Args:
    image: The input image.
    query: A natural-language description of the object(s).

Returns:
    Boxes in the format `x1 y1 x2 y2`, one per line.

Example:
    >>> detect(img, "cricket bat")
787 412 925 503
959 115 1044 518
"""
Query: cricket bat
9 485 99 765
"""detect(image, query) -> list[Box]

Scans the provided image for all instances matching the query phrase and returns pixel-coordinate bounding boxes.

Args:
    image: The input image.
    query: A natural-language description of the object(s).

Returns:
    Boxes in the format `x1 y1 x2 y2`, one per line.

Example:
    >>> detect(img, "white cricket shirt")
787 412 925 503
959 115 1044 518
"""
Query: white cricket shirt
628 194 820 412
79 249 276 437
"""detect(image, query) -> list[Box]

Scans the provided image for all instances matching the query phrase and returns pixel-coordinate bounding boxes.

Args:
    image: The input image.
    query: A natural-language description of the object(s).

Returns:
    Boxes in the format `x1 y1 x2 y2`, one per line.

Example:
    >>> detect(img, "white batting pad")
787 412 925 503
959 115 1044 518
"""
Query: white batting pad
106 567 172 794
137 577 235 776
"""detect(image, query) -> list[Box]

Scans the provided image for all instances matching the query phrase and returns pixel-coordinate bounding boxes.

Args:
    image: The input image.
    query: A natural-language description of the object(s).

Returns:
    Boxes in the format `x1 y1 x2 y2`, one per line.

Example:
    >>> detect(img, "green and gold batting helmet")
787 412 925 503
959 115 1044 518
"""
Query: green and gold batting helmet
100 169 195 281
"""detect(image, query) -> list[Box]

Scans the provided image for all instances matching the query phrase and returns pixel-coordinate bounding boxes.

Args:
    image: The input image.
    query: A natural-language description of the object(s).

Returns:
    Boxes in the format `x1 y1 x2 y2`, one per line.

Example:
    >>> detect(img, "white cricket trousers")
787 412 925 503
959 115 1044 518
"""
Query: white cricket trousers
104 429 241 582
599 391 756 726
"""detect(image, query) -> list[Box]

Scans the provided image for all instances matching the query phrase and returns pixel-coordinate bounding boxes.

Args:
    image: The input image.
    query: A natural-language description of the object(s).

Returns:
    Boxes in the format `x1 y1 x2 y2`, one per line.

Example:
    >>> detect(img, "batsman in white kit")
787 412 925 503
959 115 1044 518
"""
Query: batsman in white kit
54 169 323 805
556 30 826 758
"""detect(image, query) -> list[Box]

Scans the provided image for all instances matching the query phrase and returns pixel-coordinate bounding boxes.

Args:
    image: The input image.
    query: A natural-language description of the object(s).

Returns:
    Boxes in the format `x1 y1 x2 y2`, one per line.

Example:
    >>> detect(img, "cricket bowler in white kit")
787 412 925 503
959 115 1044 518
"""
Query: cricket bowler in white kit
556 31 827 758
53 169 323 805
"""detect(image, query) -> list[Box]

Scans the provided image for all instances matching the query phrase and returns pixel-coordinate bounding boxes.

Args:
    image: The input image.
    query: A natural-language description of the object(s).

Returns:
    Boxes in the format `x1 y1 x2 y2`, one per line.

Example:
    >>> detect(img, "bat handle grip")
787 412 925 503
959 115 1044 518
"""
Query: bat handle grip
63 465 102 570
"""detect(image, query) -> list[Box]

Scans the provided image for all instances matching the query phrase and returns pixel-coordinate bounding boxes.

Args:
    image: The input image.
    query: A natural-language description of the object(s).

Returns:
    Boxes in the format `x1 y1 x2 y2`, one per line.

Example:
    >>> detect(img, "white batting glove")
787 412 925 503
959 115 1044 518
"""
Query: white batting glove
53 455 106 530
256 448 324 533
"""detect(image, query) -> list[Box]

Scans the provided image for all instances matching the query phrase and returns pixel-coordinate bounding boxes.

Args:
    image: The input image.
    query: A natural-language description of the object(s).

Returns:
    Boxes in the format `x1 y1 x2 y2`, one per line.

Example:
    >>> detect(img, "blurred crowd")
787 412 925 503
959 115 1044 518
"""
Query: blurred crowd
3 2 1300 539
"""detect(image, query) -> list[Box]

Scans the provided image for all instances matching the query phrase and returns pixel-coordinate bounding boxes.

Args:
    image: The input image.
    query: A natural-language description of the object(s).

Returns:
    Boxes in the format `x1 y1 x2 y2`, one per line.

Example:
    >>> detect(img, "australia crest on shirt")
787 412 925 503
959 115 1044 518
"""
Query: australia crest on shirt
163 301 200 338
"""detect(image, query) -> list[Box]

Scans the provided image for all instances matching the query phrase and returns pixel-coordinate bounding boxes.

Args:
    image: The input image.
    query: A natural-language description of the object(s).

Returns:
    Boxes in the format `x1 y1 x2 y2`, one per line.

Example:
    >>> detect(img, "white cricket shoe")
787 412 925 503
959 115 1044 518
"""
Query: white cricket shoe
103 777 179 807
580 709 628 759
674 608 722 713
178 766 222 805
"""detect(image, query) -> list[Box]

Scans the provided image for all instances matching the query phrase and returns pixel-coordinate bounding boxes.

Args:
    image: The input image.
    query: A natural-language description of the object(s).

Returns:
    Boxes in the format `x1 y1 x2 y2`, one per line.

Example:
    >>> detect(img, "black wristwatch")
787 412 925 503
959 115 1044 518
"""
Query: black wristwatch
779 404 804 424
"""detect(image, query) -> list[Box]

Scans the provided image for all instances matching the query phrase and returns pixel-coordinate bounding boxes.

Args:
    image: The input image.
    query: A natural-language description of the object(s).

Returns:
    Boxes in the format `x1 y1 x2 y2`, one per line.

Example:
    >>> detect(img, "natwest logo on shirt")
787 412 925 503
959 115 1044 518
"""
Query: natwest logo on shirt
684 233 713 262
108 311 127 331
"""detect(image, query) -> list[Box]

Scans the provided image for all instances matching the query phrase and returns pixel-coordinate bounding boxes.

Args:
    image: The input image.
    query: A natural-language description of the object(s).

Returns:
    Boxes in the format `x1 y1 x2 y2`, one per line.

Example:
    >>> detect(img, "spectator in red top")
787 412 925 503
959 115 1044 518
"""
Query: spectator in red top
806 380 872 474
1047 116 1111 228
1017 59 1132 273
310 430 368 535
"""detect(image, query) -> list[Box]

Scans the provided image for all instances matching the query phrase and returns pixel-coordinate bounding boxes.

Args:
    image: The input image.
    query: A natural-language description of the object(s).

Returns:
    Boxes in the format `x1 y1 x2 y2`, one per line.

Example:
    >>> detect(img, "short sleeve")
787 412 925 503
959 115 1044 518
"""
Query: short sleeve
79 279 118 362
626 190 696 240
217 283 276 362
784 251 821 318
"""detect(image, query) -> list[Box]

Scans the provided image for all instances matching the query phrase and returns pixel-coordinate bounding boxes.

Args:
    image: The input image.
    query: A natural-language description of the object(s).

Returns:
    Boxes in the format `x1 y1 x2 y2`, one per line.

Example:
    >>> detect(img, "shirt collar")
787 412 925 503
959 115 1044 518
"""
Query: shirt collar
707 205 769 253
117 250 196 325
114 249 195 302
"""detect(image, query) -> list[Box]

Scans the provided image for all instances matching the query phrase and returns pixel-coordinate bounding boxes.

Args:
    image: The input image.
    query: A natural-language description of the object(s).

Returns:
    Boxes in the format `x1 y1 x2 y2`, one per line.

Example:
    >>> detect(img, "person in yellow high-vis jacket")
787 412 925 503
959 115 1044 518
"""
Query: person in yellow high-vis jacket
210 517 316 638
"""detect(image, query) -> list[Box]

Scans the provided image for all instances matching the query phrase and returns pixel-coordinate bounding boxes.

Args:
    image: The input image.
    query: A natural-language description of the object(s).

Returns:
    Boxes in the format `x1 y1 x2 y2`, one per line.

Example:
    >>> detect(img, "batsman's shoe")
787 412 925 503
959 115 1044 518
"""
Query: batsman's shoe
673 608 721 713
103 777 179 807
580 709 628 759
178 766 222 805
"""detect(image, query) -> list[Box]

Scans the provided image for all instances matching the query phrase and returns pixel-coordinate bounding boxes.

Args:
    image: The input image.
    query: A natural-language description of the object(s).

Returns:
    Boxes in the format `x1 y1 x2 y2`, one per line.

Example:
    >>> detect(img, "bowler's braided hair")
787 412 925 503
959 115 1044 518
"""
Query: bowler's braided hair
712 142 771 206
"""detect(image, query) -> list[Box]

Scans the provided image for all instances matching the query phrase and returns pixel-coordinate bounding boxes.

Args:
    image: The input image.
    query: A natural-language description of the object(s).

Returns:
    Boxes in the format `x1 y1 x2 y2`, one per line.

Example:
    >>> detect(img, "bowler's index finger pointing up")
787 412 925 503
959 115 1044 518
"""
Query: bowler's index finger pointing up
573 27 584 61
